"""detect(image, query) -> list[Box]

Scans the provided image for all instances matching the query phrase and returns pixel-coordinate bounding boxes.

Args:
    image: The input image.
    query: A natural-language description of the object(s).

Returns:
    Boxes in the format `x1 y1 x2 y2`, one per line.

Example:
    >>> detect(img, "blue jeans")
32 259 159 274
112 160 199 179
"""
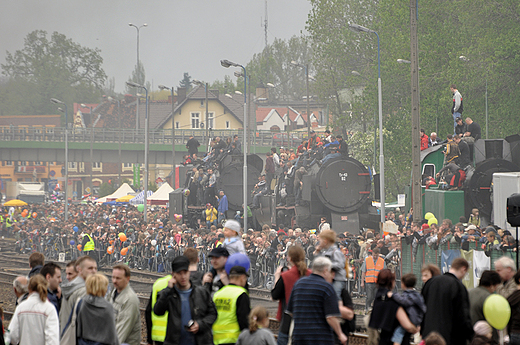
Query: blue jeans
453 111 462 132
365 283 377 311
322 152 341 165
333 280 346 300
277 332 289 345
206 220 217 228
391 325 407 344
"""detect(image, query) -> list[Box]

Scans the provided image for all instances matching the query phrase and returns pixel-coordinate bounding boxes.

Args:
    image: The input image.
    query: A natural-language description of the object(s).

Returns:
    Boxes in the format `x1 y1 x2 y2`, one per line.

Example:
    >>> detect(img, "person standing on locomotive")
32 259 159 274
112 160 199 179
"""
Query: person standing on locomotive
186 135 200 157
450 84 463 131
453 135 471 169
204 168 218 206
217 190 228 224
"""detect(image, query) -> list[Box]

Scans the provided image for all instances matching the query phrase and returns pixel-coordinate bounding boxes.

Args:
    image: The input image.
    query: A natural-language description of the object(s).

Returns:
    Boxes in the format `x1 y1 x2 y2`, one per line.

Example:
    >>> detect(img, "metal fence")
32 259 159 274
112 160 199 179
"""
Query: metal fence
0 126 307 148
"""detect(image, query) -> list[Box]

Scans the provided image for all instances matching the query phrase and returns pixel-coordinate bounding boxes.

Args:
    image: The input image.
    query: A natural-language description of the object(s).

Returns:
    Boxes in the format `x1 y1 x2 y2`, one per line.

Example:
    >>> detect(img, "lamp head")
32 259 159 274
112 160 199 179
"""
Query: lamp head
266 83 275 88
50 98 64 105
57 107 64 113
126 81 142 88
80 103 87 107
349 23 374 33
220 59 233 68
351 70 361 76
397 59 411 64
158 84 170 91
234 71 244 78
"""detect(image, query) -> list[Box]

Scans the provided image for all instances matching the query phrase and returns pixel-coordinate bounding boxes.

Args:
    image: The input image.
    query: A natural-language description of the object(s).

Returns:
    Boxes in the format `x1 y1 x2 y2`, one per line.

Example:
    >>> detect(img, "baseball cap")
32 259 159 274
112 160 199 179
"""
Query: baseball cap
206 203 212 207
171 256 190 273
208 247 230 258
229 265 249 277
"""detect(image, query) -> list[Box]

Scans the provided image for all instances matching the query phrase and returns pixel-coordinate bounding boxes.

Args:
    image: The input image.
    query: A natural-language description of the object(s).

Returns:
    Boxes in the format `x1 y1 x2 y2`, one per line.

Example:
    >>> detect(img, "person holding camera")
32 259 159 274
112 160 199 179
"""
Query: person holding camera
153 256 217 345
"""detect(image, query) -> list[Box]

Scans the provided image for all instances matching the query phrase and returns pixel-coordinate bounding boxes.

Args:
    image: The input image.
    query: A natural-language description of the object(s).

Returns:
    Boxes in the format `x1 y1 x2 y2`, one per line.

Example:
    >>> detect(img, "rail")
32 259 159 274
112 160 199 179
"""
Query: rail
0 126 306 148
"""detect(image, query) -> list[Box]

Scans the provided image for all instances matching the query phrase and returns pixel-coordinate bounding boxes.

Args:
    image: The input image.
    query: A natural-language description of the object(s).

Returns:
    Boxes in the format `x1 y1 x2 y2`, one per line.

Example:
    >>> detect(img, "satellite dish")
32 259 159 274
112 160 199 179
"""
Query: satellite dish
200 122 205 128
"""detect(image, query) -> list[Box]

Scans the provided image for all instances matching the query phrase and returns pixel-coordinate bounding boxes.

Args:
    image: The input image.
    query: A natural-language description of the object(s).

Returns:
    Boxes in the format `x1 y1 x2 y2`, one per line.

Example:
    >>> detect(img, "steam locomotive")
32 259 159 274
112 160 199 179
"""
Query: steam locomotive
169 150 380 233
417 135 520 227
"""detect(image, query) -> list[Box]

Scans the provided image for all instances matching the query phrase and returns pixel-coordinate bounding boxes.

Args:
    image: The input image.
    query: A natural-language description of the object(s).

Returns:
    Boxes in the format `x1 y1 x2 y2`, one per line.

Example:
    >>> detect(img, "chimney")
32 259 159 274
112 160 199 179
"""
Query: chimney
256 87 269 101
177 87 186 103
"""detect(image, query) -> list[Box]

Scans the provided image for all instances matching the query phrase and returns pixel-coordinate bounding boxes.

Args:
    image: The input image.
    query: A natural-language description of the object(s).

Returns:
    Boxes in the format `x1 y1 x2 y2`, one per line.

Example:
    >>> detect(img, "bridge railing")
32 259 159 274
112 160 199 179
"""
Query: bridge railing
0 126 306 148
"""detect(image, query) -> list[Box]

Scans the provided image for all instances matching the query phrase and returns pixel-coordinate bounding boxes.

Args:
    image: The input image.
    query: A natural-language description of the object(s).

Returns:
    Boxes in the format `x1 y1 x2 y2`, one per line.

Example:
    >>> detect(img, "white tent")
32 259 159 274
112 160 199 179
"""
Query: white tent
147 182 173 205
95 183 135 202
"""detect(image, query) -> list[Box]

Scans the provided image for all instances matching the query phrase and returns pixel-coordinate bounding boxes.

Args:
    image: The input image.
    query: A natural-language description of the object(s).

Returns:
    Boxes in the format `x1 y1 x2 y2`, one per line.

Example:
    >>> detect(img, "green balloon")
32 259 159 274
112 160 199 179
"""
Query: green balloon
428 217 438 226
137 204 144 212
483 294 511 330
425 212 435 220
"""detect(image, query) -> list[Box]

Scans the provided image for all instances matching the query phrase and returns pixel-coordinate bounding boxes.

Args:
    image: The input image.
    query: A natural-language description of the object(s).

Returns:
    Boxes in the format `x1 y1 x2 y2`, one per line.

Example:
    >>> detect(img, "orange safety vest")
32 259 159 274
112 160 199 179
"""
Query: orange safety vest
365 256 385 283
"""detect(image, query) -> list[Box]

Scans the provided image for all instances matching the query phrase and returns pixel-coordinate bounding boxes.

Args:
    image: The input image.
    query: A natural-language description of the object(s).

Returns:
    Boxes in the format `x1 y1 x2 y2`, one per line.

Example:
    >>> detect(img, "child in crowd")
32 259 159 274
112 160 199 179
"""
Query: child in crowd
222 219 246 255
471 321 493 345
236 306 276 345
389 273 427 345
420 331 446 345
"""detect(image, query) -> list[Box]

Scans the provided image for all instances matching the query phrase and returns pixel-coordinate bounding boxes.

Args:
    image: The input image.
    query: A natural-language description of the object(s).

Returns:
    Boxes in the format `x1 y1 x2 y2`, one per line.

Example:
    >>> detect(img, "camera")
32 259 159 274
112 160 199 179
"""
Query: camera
185 319 195 330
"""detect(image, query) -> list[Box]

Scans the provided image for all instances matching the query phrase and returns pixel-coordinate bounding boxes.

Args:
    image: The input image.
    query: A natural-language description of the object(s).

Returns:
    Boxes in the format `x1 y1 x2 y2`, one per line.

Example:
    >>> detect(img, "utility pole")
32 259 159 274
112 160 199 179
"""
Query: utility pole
410 0 422 221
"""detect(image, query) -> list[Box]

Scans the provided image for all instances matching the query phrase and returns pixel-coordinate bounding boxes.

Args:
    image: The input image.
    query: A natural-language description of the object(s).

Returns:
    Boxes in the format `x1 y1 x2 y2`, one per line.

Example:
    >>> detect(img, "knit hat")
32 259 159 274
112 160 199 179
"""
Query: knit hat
223 219 241 234
473 321 492 336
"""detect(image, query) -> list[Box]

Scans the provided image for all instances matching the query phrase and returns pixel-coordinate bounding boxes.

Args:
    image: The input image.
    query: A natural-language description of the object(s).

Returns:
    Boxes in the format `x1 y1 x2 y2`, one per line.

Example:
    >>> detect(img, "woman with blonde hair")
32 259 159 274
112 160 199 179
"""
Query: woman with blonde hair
75 273 119 345
236 306 276 345
271 246 311 345
8 275 59 345
315 229 347 299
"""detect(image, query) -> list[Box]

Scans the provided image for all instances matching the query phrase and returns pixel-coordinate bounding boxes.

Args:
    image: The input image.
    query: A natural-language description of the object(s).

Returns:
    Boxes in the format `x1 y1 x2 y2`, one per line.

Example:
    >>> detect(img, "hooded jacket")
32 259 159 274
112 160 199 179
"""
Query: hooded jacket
59 276 86 334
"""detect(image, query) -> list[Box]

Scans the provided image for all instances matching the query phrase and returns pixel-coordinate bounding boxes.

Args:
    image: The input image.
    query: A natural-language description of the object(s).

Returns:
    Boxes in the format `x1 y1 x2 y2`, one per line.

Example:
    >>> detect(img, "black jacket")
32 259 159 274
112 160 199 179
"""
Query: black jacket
154 284 217 345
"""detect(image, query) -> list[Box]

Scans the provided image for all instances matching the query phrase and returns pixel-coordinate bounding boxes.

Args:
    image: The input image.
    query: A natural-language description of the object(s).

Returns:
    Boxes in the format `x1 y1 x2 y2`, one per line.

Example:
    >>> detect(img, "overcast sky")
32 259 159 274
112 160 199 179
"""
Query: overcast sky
0 0 312 93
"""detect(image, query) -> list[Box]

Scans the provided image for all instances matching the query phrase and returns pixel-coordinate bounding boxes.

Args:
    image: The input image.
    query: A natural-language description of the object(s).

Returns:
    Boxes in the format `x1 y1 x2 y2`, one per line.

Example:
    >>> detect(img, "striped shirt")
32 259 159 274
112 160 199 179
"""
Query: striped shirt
287 273 340 345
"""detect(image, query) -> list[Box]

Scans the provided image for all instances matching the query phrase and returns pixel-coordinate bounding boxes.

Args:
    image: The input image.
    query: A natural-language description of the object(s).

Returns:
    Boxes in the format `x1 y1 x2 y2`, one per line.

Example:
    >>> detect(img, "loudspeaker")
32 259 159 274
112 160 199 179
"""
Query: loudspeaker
169 188 185 222
485 140 504 160
507 193 520 227
506 134 520 168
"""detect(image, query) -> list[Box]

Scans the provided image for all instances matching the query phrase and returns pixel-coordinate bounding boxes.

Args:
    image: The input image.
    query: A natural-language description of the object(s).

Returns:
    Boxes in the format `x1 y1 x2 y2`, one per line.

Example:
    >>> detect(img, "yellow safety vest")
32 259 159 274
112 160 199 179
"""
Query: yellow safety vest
151 275 172 342
212 285 248 344
6 218 12 228
82 233 95 251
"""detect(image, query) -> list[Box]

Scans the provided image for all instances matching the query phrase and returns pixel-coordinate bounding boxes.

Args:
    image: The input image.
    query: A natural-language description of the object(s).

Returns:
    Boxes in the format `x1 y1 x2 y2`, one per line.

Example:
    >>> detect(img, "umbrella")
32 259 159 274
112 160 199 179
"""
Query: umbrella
3 199 28 207
116 195 136 202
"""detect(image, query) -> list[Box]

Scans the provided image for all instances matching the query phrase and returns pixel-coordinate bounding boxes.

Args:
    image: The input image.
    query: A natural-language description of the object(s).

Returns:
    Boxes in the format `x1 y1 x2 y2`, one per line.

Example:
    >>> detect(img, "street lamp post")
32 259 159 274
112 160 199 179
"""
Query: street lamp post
349 23 385 224
193 80 209 144
221 59 248 230
127 81 149 223
50 98 69 221
81 104 94 198
108 97 122 184
158 85 176 188
128 23 148 84
290 61 311 139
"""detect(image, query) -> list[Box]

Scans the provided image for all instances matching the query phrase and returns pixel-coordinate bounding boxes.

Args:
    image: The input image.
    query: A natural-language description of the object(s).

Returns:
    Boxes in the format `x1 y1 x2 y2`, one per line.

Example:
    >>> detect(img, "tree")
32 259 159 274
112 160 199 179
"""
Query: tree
240 36 313 102
0 30 105 116
179 72 192 91
125 61 150 94
209 75 237 95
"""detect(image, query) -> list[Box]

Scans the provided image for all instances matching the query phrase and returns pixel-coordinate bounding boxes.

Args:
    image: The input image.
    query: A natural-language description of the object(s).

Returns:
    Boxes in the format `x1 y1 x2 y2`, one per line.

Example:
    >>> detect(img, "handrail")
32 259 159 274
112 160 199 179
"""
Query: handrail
0 126 306 147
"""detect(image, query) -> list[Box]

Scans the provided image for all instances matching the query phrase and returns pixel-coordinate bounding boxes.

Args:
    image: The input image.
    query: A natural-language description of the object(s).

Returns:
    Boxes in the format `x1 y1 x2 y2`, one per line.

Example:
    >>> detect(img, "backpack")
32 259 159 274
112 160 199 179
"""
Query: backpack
61 298 84 345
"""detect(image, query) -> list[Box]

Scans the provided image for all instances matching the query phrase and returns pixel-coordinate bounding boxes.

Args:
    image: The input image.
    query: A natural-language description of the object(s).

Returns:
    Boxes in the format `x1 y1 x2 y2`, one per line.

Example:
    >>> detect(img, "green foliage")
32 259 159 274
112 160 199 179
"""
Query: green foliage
125 61 147 94
99 182 116 198
306 0 520 200
148 181 158 192
242 36 313 101
0 30 105 117
179 72 192 91
209 75 237 95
